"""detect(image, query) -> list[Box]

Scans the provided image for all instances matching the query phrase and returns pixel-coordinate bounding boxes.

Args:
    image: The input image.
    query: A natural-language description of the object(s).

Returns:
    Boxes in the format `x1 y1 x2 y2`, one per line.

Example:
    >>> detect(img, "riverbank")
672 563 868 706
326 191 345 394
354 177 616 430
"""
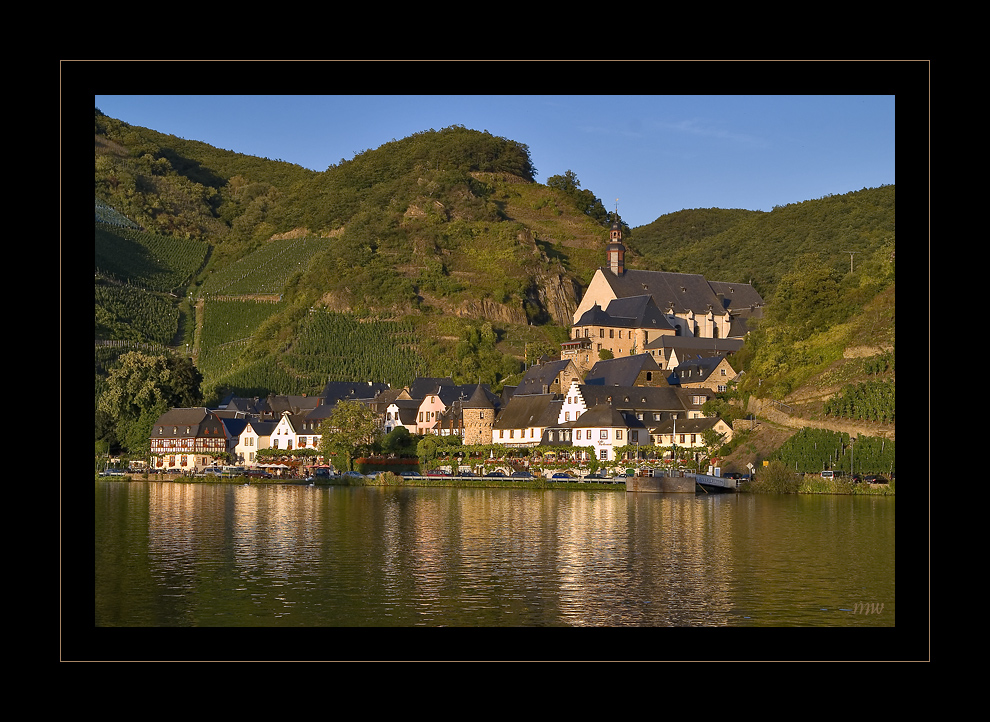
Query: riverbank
96 473 893 495
739 477 895 496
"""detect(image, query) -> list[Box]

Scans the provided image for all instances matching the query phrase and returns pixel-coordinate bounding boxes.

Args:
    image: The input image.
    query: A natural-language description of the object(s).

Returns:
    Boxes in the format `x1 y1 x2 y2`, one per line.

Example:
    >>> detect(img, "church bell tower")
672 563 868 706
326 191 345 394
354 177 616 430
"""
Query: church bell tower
606 207 625 276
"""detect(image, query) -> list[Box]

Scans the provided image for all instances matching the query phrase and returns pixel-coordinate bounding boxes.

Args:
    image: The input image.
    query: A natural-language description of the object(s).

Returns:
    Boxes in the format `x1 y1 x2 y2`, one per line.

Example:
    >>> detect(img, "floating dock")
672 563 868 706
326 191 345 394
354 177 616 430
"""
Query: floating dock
625 472 739 493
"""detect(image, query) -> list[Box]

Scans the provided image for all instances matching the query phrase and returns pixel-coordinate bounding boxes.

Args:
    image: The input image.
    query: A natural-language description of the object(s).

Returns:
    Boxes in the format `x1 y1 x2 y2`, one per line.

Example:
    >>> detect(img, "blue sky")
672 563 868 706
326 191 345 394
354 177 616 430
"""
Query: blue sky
94 94 895 229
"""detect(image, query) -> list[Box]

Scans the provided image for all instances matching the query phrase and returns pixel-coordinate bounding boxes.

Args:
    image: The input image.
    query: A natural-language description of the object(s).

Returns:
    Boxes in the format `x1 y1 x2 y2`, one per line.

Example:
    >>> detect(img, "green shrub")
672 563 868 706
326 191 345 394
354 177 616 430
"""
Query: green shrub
747 461 800 493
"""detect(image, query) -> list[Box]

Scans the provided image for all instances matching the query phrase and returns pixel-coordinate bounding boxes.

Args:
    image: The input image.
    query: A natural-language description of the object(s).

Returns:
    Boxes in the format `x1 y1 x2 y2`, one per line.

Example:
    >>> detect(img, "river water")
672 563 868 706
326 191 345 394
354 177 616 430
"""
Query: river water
91 481 897 655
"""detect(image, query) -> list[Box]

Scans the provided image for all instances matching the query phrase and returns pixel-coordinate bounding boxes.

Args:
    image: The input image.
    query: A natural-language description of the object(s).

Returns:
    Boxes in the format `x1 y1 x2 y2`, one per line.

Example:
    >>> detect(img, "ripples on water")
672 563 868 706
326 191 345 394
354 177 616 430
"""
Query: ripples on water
94 483 894 636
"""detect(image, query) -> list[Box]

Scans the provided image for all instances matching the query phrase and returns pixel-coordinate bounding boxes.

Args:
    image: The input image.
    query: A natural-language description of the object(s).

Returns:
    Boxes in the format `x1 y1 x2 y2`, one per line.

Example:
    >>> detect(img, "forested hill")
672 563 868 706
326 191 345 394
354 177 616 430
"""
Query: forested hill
625 185 895 300
95 109 606 323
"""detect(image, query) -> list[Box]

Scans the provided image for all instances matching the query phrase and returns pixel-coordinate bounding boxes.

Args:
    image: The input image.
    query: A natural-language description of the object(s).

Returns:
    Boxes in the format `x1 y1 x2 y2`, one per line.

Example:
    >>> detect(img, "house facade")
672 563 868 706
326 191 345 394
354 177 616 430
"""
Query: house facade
234 419 277 466
570 295 677 358
150 407 230 472
669 355 738 393
492 394 562 448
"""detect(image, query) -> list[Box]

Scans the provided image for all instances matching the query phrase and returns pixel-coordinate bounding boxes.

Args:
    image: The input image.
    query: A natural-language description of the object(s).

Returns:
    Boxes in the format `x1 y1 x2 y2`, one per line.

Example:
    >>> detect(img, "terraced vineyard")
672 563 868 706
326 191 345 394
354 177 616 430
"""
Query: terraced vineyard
196 301 425 396
200 235 332 297
95 222 209 294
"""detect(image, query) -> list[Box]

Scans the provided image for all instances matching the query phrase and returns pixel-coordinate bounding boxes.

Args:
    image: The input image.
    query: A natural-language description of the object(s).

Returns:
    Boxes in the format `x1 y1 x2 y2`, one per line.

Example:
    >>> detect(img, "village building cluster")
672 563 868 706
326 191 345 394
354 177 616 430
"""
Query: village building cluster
149 220 763 473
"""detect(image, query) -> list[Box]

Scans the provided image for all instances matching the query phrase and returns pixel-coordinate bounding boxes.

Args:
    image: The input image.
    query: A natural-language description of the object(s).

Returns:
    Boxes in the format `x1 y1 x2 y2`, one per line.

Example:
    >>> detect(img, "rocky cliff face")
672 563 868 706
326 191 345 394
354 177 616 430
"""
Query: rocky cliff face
533 270 581 327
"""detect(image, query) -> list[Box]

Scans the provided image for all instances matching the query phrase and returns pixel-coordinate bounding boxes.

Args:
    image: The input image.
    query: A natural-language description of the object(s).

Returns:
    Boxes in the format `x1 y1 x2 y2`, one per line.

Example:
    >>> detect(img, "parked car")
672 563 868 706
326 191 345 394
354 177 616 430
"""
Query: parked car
425 469 450 477
820 470 844 479
99 468 126 477
550 473 574 481
400 471 421 478
341 471 365 479
510 471 534 478
863 474 888 484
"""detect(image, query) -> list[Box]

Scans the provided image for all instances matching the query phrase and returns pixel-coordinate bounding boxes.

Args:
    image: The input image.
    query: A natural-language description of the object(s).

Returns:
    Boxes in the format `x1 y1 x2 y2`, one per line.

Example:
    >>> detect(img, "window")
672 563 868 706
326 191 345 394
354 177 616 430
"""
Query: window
576 430 582 440
600 328 604 338
630 430 639 442
600 450 608 461
273 439 279 449
609 329 614 338
600 429 608 439
565 412 570 421
616 430 623 440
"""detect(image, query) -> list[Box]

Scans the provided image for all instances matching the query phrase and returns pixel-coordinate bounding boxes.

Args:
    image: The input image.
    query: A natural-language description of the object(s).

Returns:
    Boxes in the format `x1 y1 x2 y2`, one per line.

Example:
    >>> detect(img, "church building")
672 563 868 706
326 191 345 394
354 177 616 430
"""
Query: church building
571 217 764 341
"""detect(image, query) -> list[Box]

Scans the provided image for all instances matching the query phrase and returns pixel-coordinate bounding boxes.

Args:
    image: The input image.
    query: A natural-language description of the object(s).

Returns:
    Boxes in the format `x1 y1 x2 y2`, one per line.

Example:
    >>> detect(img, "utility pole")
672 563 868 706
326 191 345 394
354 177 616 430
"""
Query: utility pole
843 251 859 273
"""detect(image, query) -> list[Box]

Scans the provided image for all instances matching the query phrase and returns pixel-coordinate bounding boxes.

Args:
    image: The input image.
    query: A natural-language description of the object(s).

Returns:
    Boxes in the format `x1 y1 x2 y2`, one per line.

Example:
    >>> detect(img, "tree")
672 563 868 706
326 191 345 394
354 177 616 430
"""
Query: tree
318 399 379 472
97 351 203 454
381 426 416 456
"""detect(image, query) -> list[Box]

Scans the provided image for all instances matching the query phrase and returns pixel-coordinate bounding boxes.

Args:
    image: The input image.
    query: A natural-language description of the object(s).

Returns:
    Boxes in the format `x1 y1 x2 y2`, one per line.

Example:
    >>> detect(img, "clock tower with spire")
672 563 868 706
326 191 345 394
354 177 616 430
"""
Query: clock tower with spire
605 205 625 276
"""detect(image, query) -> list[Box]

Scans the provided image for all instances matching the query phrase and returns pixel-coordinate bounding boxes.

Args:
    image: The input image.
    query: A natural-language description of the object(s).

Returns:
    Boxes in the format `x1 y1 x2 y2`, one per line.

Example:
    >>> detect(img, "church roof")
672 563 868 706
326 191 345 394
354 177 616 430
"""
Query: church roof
597 269 763 317
574 295 676 331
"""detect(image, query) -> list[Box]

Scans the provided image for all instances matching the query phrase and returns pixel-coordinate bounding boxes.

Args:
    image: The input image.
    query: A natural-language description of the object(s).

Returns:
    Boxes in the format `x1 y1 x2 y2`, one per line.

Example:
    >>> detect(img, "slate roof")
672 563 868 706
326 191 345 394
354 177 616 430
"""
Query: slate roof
243 420 278 437
223 397 263 415
568 403 634 429
578 384 688 413
463 383 498 409
589 269 765 328
670 355 735 384
515 359 575 395
574 295 676 332
584 354 662 387
151 407 225 438
492 394 562 430
599 269 728 316
321 380 390 404
265 394 321 416
407 377 455 399
644 334 744 354
221 417 249 439
707 281 765 314
649 416 727 435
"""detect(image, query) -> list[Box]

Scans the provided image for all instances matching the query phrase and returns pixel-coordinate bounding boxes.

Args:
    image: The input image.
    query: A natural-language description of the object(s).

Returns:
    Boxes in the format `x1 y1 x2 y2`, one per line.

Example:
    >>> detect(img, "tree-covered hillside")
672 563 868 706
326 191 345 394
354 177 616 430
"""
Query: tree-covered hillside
626 185 894 300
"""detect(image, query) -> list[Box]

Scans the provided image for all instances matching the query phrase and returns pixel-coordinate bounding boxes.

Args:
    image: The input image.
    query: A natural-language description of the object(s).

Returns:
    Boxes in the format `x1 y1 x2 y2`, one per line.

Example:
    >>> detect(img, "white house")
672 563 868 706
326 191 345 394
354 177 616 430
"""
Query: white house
234 419 277 466
568 404 634 462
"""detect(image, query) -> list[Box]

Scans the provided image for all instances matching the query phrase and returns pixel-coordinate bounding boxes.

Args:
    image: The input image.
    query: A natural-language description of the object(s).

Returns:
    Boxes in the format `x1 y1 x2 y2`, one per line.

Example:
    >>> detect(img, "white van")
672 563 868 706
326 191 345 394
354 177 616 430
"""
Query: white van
820 470 844 479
